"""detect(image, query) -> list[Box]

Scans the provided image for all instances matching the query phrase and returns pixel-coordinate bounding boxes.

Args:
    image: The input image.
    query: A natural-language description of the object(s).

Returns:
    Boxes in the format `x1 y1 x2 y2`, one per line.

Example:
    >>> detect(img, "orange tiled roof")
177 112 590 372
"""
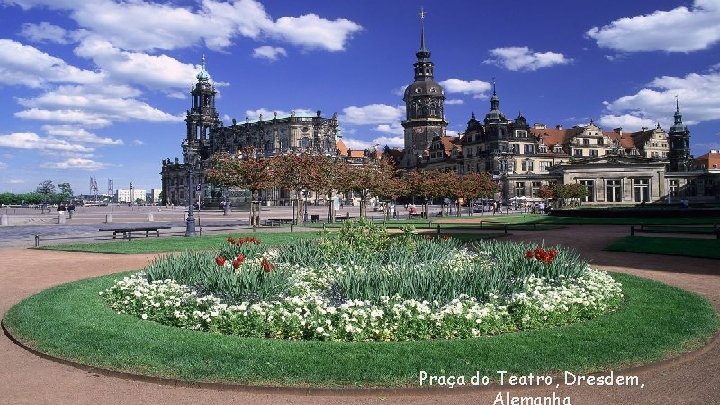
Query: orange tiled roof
604 131 636 149
348 150 365 158
336 139 348 156
440 136 456 155
529 127 582 147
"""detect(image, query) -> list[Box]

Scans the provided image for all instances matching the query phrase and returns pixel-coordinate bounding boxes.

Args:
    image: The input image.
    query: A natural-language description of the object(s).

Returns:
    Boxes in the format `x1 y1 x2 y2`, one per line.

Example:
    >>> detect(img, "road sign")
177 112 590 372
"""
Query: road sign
195 184 201 192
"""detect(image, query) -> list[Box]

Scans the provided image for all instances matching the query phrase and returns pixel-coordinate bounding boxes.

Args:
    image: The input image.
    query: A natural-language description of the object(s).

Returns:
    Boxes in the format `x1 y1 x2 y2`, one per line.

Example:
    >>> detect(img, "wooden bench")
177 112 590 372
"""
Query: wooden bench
630 224 719 239
99 226 171 239
264 218 293 227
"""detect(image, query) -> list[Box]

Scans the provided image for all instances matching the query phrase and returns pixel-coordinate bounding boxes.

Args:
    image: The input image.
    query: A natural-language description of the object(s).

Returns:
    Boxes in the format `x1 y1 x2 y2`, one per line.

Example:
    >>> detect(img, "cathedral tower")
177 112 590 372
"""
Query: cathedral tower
184 56 220 163
668 98 691 171
401 8 447 167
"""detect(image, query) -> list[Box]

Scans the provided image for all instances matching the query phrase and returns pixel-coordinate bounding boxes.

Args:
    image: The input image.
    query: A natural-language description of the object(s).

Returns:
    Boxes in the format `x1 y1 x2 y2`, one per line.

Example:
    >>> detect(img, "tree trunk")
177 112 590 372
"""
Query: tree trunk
327 192 335 223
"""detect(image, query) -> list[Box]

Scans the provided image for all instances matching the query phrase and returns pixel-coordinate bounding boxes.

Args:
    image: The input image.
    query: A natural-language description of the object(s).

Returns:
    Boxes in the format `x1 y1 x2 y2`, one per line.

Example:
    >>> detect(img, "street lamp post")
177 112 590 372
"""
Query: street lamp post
185 151 197 237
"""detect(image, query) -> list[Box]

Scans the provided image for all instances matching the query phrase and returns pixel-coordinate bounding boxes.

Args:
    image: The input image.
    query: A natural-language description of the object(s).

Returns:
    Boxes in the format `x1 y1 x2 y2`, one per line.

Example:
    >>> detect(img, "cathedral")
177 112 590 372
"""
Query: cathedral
160 57 341 206
161 12 719 207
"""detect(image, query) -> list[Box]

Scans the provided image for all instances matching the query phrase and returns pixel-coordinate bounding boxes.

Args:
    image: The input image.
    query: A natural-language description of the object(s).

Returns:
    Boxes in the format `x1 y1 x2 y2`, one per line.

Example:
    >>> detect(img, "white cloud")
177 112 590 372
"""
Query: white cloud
587 0 720 52
0 39 102 88
0 132 93 152
341 104 405 125
41 157 110 170
484 47 571 71
133 139 144 145
73 35 199 90
253 45 287 61
598 114 657 131
445 99 464 105
371 136 404 148
5 0 361 53
374 123 404 135
41 125 123 145
17 84 183 125
600 69 720 130
20 22 71 44
343 135 404 150
14 108 111 127
439 79 491 98
271 14 362 51
0 161 6 169
8 179 25 184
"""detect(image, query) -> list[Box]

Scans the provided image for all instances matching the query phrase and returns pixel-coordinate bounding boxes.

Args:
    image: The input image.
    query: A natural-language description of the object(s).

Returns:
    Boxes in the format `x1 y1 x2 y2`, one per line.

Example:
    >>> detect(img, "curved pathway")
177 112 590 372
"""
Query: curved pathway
1 225 718 404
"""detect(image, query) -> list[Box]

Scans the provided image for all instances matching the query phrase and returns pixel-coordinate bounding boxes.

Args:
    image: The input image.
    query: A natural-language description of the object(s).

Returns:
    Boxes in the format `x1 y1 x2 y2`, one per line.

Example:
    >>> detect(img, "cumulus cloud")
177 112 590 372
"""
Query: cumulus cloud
342 135 404 150
41 124 123 145
41 157 110 170
271 14 362 51
0 39 102 87
20 22 71 44
341 104 405 125
587 0 720 52
5 0 362 53
73 35 200 90
17 84 183 125
374 122 404 135
439 79 491 98
483 47 571 71
600 69 720 130
252 45 287 61
445 99 464 105
0 132 93 152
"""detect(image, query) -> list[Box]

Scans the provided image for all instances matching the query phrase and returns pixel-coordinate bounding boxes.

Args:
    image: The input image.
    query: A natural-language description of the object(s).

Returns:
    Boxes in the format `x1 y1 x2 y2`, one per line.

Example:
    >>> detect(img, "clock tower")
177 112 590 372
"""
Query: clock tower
401 8 447 167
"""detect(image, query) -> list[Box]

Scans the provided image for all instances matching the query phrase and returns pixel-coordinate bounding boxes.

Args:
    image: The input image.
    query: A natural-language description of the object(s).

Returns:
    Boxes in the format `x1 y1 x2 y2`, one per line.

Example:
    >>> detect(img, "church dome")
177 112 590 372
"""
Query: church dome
403 80 444 101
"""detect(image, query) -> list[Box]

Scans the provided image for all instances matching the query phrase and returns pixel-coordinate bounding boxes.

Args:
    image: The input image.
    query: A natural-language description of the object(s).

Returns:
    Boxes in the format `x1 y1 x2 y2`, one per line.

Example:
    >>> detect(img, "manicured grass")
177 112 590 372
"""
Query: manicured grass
4 272 717 387
36 231 498 254
465 214 720 226
607 236 720 259
36 232 323 254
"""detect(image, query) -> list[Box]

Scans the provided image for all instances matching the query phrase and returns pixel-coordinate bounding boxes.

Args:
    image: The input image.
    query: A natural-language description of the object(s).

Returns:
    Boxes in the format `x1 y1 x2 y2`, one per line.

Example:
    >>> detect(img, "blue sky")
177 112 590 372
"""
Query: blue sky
1 0 719 194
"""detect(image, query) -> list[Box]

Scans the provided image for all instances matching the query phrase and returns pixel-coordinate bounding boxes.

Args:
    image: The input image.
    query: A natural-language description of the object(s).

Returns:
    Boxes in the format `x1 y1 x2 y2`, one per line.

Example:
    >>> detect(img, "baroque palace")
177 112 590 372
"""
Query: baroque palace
161 14 719 207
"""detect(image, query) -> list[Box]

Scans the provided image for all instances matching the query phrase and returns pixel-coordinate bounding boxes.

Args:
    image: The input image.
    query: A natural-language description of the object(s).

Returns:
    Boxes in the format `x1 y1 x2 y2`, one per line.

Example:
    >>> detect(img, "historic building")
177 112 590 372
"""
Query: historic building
400 9 447 168
160 11 718 208
160 57 340 206
391 11 719 205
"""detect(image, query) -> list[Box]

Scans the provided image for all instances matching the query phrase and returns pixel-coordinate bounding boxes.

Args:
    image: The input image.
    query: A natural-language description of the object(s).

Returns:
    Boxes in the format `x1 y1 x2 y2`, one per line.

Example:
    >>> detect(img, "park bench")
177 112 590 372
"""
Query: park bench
264 218 293 227
99 226 171 239
630 224 719 239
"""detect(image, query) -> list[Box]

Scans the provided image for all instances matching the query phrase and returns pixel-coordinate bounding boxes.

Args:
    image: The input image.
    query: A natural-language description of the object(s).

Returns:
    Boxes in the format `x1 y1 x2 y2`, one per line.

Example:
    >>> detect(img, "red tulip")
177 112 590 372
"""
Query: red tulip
261 257 274 272
215 256 226 266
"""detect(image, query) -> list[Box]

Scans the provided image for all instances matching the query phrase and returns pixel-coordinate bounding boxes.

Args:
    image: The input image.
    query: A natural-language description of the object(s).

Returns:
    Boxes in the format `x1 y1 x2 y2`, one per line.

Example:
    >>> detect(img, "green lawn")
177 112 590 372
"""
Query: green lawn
37 232 323 254
606 236 720 259
36 231 498 254
4 272 717 387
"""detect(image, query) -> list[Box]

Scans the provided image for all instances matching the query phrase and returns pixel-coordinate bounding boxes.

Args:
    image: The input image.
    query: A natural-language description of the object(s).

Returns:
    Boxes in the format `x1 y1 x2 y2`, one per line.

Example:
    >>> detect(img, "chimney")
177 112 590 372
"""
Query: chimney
533 123 546 129
613 127 623 135
555 124 563 130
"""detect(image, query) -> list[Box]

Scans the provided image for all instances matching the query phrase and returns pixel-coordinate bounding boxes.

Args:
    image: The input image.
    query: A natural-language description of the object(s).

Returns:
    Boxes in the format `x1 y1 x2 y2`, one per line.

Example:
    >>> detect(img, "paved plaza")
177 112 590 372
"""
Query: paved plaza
0 224 718 404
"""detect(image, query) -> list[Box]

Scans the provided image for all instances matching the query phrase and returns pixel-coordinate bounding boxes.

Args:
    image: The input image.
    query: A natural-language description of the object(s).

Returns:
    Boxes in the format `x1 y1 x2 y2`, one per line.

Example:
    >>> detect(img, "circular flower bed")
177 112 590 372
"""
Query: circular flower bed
101 221 623 341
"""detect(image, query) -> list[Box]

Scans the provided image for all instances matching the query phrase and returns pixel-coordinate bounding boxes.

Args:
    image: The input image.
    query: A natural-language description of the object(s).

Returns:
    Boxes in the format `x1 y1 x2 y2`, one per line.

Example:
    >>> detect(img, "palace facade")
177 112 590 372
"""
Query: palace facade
395 12 718 205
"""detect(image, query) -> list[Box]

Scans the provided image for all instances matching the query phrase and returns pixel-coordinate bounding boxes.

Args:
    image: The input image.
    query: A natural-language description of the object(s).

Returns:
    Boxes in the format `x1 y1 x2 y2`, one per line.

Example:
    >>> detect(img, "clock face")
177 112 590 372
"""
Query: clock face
302 126 309 133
